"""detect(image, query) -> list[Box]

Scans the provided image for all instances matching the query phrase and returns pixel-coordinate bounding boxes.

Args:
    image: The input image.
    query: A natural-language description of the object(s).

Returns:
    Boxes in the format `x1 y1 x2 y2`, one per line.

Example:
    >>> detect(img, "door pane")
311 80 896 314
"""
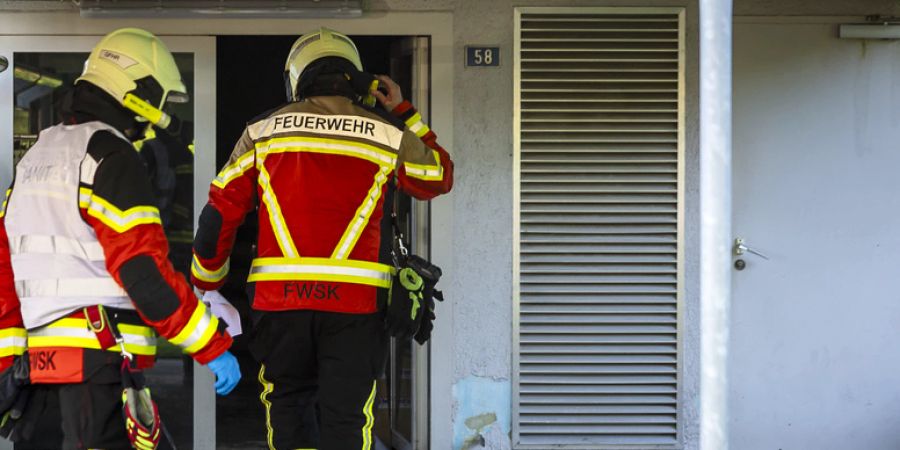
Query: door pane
11 51 195 449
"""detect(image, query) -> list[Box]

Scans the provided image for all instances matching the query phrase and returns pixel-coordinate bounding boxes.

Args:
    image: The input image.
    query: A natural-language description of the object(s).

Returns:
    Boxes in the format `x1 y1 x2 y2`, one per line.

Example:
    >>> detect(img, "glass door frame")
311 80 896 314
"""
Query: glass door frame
0 34 217 450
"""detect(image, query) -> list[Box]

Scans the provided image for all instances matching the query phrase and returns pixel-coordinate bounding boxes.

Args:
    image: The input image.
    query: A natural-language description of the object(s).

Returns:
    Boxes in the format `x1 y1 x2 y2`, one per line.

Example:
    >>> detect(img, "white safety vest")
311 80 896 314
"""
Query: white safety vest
5 122 134 329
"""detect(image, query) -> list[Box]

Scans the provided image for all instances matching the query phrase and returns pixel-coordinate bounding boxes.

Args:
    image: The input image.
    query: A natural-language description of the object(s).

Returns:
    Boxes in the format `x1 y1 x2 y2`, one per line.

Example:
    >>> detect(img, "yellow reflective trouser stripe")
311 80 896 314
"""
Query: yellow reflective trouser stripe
27 319 156 355
79 188 162 233
248 257 393 288
257 163 300 258
361 381 376 450
255 136 398 169
331 167 390 260
0 328 26 357
258 365 276 450
403 149 444 181
168 301 219 354
192 255 230 283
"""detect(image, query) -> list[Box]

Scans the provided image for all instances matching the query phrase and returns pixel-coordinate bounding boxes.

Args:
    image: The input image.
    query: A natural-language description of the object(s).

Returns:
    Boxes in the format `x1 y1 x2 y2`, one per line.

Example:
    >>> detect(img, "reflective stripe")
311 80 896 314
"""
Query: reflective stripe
257 164 299 258
255 136 398 168
404 112 431 138
212 151 254 189
191 255 230 283
403 150 444 181
248 257 393 288
331 167 390 260
16 278 127 298
79 188 161 233
168 301 219 354
361 381 376 449
0 189 10 218
28 318 156 356
8 234 105 261
0 328 27 357
258 365 276 450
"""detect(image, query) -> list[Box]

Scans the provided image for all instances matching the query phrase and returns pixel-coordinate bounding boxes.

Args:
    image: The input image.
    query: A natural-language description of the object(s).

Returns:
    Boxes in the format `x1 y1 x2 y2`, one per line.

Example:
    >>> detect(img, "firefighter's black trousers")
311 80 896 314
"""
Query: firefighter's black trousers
20 354 131 450
248 309 388 450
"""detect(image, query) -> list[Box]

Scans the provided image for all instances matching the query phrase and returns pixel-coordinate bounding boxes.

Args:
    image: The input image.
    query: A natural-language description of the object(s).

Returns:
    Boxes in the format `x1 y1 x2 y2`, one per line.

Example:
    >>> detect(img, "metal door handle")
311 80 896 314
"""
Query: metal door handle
734 238 769 260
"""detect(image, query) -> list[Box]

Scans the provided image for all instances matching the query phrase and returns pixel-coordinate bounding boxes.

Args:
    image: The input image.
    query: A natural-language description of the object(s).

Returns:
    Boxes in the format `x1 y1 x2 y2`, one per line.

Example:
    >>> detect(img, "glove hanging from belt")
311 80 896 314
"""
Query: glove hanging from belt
384 186 445 344
86 305 172 450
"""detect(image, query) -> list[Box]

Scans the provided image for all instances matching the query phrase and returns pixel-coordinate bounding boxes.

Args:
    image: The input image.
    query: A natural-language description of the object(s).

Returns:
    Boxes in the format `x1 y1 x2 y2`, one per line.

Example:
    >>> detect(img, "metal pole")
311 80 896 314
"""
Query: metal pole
699 0 732 449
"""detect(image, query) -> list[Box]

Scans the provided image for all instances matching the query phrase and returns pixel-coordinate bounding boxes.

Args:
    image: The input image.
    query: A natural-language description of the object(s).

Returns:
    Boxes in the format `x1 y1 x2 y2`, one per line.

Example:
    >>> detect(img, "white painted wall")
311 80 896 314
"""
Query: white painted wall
731 20 900 449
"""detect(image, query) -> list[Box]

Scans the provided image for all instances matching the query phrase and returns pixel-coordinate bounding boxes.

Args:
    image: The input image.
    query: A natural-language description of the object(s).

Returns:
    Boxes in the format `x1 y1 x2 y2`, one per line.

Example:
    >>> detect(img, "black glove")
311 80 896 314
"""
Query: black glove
0 354 41 442
406 256 443 345
385 267 425 341
414 294 437 345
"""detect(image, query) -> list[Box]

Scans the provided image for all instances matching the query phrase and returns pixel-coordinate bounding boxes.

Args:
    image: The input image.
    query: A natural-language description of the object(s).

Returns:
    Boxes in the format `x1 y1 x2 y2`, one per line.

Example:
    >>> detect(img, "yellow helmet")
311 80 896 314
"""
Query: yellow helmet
77 28 187 129
284 27 363 101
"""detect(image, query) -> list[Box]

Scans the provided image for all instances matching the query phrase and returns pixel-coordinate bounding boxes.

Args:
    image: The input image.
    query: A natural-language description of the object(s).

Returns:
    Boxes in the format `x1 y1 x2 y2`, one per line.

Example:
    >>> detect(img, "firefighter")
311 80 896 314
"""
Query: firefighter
191 28 453 449
0 28 240 449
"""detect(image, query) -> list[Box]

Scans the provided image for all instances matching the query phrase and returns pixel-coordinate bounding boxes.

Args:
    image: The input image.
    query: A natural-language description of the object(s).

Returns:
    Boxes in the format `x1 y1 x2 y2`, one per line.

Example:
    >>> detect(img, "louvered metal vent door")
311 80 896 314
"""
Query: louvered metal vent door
513 7 684 448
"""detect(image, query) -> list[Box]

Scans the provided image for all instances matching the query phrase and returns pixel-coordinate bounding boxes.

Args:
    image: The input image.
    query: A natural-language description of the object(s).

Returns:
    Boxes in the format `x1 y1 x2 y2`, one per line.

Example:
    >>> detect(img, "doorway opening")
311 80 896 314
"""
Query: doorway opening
214 34 431 450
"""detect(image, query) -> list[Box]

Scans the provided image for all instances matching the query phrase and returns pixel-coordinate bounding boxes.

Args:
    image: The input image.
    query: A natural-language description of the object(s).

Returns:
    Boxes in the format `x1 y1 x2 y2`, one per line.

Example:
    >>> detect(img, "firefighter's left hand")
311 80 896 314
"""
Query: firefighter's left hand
373 75 403 111
207 351 241 395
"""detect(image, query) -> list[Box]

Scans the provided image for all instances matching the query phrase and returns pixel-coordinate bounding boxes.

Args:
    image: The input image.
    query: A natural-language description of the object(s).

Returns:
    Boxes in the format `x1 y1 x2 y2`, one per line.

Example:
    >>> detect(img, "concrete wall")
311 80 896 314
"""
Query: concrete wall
369 1 702 448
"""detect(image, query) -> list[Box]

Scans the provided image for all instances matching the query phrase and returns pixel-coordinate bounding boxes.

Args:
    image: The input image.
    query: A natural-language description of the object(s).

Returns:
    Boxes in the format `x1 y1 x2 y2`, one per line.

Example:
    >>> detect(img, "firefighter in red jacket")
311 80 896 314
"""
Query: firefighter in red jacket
0 28 240 449
192 28 453 449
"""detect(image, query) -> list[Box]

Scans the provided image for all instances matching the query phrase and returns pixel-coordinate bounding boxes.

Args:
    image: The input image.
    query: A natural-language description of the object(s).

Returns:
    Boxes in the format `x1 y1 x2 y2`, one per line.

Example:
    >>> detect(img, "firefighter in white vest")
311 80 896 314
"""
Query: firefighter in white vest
0 28 240 449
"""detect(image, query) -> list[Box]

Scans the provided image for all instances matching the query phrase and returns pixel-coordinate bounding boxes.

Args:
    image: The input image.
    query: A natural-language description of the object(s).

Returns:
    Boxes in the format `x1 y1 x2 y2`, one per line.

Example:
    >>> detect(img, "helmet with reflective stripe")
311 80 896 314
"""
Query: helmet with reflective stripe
284 27 363 101
77 28 188 127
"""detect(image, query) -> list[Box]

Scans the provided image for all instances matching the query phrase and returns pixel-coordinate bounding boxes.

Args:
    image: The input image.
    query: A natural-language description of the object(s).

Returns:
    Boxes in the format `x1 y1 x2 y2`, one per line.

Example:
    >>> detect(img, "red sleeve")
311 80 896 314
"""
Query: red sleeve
86 147 231 364
0 189 26 372
391 100 454 200
191 130 257 291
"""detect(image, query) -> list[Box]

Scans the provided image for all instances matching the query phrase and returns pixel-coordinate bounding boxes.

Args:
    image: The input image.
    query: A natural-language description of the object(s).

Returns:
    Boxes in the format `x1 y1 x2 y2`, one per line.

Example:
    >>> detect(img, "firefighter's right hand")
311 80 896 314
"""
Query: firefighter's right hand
207 351 241 395
373 75 403 111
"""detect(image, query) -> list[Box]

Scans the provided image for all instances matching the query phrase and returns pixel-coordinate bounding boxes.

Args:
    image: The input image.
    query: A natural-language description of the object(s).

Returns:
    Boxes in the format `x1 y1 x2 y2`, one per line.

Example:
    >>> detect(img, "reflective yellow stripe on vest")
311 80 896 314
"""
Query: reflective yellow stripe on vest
27 318 156 356
0 328 27 357
248 257 393 288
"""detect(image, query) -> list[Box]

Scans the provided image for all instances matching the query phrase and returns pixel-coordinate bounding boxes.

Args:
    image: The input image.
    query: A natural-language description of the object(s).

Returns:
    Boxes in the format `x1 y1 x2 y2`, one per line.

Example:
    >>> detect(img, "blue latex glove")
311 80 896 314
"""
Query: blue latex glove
207 351 240 395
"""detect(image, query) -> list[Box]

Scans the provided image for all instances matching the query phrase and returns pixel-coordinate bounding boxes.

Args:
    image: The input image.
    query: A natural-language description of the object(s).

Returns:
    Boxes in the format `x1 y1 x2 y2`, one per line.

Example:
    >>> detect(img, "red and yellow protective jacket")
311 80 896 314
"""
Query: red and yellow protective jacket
192 97 453 314
0 117 232 377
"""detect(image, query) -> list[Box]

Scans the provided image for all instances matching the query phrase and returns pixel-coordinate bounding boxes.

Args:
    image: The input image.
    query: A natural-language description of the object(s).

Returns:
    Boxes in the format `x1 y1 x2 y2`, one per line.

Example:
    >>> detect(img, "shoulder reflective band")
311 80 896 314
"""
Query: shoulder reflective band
192 255 230 284
403 149 444 181
168 301 219 354
123 93 171 129
79 188 162 233
212 150 255 189
248 257 393 288
9 234 105 262
15 278 128 298
28 318 156 356
255 136 398 168
0 328 27 357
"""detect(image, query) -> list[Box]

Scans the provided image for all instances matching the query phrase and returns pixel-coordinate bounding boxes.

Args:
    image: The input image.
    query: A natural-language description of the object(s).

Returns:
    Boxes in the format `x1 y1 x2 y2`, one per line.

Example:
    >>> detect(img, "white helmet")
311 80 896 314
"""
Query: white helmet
78 27 187 129
284 27 363 101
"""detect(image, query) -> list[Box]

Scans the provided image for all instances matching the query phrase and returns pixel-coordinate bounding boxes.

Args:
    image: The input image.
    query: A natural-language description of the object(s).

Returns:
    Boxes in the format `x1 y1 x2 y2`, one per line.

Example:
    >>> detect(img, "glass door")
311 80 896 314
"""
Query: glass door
386 36 431 450
0 35 217 450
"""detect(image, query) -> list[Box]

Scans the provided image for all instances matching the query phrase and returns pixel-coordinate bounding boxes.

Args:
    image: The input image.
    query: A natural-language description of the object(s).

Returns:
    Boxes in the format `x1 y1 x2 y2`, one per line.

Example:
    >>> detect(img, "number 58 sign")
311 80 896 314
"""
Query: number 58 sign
466 46 500 67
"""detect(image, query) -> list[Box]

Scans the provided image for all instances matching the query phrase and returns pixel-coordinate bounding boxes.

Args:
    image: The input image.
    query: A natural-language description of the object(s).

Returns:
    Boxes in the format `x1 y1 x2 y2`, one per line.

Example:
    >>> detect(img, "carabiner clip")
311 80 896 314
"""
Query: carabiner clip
117 337 133 362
